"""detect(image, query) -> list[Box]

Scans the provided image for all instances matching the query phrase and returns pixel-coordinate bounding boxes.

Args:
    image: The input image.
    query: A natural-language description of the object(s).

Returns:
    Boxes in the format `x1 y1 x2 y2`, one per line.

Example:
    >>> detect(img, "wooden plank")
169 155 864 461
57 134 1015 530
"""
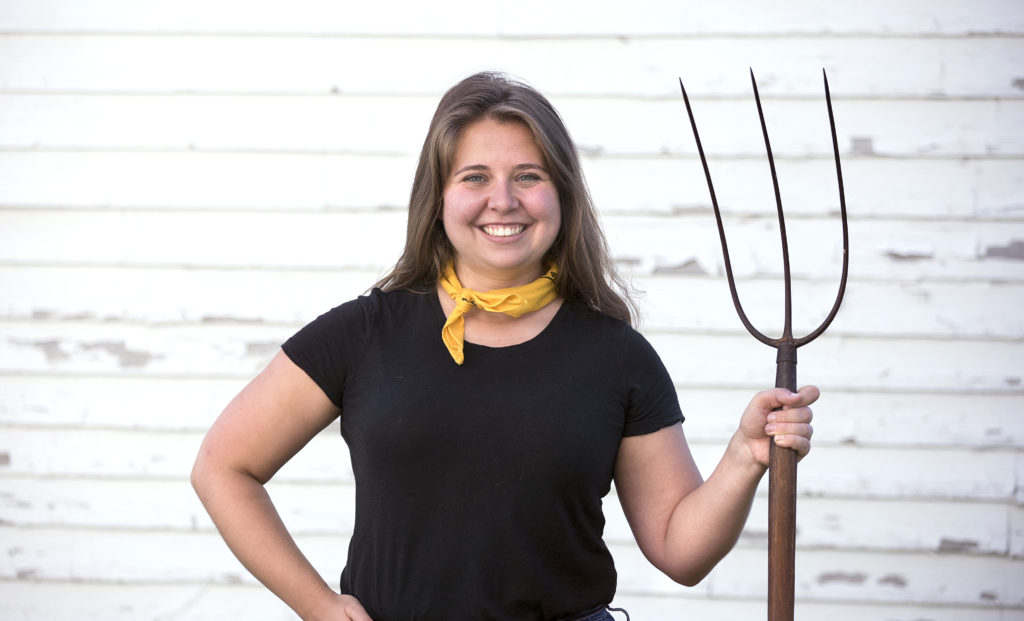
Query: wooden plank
4 476 1011 556
3 319 1023 392
3 375 1020 448
2 94 1020 159
0 151 420 211
2 150 1021 221
0 527 346 585
0 35 1021 98
0 476 356 535
4 266 1023 339
610 593 1020 621
0 426 1015 501
0 427 351 482
1 0 1020 35
4 527 1021 607
0 265 379 326
0 581 1016 621
3 206 1022 282
0 581 298 621
701 547 1024 607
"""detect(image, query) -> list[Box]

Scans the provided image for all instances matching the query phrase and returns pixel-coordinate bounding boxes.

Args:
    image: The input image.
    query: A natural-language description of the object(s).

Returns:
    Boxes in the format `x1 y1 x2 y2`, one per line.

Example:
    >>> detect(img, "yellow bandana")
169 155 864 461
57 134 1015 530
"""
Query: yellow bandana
439 262 559 365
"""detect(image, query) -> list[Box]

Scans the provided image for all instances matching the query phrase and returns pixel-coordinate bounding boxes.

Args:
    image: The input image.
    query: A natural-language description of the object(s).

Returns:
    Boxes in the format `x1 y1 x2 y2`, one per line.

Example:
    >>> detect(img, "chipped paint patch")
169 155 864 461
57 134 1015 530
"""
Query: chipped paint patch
817 571 868 585
984 240 1024 260
80 341 161 369
653 259 708 275
11 339 70 363
245 341 281 358
850 136 875 155
1012 78 1024 90
878 574 908 588
0 453 10 467
885 250 933 261
979 591 998 601
938 538 980 553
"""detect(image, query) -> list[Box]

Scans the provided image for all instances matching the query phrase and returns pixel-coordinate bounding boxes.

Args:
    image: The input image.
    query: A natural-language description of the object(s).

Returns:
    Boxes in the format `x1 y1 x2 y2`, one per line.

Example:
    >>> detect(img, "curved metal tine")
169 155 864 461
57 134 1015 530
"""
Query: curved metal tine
749 69 793 344
793 69 851 347
678 78 775 347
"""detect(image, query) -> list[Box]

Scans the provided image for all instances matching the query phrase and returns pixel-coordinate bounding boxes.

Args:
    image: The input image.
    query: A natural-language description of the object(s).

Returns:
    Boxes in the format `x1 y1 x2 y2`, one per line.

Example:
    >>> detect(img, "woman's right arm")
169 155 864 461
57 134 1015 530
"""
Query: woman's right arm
190 350 372 621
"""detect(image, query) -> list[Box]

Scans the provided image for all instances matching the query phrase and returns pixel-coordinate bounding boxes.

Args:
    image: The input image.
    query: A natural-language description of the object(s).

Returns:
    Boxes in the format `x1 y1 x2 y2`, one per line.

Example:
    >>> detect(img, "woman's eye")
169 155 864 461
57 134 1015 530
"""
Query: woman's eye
463 174 486 183
517 173 541 182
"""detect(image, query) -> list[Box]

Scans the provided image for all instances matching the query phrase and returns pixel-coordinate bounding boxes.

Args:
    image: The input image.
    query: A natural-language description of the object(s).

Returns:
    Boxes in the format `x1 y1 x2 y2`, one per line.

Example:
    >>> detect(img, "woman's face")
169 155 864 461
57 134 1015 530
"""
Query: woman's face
441 117 561 289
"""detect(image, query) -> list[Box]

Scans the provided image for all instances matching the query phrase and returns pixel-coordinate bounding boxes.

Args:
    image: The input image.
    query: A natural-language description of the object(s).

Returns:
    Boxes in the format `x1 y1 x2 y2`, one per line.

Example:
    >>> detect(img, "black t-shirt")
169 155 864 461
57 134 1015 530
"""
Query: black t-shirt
282 288 683 620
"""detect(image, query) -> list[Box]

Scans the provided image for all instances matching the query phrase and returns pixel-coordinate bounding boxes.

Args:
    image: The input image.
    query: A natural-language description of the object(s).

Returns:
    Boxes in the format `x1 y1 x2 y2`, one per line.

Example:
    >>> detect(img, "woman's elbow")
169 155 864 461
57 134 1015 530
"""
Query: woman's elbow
667 566 711 588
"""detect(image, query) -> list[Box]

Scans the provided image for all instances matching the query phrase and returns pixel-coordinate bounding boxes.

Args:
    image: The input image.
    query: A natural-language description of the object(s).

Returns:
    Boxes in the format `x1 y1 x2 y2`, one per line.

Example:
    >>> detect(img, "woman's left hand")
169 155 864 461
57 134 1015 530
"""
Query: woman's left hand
737 385 818 467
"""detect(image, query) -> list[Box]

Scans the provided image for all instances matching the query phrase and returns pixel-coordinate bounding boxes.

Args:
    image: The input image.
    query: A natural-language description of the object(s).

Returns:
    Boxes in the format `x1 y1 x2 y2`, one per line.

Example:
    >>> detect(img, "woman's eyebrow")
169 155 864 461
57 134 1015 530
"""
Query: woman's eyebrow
451 162 548 176
451 164 490 176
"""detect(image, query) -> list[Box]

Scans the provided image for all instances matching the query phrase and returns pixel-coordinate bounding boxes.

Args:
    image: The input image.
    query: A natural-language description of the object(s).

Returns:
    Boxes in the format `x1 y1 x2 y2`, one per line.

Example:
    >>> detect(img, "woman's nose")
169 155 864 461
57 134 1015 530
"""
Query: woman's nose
487 179 519 211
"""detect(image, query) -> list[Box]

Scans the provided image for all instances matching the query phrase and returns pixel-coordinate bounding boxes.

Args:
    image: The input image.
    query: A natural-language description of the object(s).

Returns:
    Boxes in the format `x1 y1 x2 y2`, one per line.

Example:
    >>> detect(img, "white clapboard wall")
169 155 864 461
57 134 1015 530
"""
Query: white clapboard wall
1 1 1022 619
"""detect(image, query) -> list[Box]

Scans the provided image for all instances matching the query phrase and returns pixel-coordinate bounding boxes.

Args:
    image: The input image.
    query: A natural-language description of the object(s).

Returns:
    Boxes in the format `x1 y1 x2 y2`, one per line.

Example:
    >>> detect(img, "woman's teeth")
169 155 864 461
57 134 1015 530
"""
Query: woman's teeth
483 224 525 237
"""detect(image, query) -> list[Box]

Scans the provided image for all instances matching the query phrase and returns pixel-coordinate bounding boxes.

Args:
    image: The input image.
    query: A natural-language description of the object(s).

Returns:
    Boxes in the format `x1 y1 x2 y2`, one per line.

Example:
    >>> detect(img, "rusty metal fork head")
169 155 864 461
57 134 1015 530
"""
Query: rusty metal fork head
678 69 850 355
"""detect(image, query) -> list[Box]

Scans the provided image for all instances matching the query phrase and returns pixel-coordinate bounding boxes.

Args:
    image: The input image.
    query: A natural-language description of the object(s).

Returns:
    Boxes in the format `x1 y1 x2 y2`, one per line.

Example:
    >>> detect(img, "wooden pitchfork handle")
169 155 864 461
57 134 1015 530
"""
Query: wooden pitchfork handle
678 70 850 621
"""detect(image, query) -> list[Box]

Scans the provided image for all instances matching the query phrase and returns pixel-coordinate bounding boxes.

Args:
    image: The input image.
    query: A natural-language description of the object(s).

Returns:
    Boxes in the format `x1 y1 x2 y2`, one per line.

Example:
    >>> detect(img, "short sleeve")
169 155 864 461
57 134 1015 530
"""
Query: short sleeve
620 328 684 437
281 295 371 409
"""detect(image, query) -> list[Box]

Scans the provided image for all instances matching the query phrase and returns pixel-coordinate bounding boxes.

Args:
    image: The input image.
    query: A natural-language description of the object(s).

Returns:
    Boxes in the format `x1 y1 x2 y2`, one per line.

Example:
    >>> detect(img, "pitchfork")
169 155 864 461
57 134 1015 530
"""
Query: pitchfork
677 70 850 620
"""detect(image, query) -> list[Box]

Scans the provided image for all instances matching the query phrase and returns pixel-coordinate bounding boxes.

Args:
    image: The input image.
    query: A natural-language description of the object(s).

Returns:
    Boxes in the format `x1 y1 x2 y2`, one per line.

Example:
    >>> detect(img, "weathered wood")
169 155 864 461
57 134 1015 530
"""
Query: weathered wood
1 427 1016 501
0 581 1015 621
4 476 1013 557
3 320 1023 392
4 527 1021 607
3 208 1022 285
2 152 1022 220
2 94 1021 158
1 0 1020 36
0 35 1021 97
2 375 1020 448
0 6 1021 619
4 266 1023 339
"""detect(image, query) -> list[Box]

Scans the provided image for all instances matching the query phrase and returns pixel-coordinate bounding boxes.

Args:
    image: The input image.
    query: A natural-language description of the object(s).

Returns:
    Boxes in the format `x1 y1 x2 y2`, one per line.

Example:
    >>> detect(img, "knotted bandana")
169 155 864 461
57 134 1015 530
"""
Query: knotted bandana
439 262 559 365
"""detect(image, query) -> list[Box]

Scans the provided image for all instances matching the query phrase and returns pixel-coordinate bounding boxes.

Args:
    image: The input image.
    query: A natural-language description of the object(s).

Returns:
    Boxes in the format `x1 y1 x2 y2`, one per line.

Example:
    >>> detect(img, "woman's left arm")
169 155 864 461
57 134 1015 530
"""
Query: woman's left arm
613 386 817 586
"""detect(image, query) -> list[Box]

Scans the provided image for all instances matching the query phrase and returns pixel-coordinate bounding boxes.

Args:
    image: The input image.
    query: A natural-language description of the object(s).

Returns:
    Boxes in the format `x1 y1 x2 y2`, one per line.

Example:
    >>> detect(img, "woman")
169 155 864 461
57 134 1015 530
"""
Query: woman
191 72 816 621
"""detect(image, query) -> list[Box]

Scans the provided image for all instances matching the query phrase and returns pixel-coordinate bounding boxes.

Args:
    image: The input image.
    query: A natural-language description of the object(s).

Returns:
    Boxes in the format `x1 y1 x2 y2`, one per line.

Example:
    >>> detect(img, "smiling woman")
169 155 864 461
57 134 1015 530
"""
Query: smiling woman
190 71 817 621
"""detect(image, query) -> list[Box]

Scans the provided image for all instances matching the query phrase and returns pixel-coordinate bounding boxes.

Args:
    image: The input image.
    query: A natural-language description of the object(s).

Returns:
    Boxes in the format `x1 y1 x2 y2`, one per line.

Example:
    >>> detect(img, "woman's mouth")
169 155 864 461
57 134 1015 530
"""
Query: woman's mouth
482 224 525 237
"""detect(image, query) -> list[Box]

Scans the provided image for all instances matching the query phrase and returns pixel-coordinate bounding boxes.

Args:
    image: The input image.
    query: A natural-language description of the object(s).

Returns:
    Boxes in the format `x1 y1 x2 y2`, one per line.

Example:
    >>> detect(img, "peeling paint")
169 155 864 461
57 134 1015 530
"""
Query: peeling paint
201 315 264 324
653 259 707 275
850 136 875 155
11 339 70 363
1013 78 1024 90
245 341 281 358
817 571 868 585
938 537 979 553
0 453 9 466
984 240 1024 260
979 591 998 601
878 574 908 588
885 250 933 261
81 341 161 369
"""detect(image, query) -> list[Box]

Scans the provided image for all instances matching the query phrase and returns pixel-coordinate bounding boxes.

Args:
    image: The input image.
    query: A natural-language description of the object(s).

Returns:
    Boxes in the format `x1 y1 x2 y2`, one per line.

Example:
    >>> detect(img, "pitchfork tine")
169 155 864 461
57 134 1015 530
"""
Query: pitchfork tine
750 68 794 343
677 77 773 346
796 69 850 346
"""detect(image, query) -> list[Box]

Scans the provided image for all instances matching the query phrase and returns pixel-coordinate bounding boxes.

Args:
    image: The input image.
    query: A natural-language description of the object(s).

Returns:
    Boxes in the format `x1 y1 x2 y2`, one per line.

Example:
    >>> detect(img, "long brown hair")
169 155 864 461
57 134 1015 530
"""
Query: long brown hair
375 71 636 324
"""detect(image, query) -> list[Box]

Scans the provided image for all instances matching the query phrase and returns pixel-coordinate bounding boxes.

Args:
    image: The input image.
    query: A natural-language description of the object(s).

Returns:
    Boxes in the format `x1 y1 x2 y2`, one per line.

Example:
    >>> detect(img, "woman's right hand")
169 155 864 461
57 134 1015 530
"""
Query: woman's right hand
309 593 373 621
